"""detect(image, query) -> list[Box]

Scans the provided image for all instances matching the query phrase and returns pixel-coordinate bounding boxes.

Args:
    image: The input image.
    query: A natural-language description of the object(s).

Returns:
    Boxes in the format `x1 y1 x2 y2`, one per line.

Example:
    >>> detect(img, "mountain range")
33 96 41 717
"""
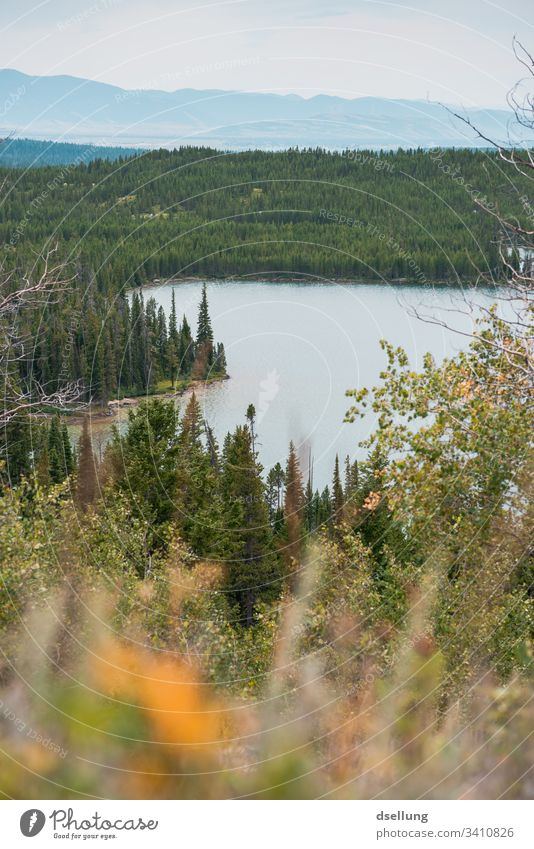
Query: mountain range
0 68 526 151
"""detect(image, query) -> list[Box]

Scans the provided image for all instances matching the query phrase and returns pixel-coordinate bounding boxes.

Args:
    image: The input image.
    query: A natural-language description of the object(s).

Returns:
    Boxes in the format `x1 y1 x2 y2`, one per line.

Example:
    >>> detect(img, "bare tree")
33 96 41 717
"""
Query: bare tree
412 38 533 393
0 248 85 426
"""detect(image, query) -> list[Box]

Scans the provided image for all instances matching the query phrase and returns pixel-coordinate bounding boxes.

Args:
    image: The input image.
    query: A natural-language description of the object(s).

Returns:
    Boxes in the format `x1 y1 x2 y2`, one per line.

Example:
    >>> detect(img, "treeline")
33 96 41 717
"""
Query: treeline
12 281 226 405
1 146 529 289
3 394 411 628
0 137 140 168
1 318 532 797
1 306 532 710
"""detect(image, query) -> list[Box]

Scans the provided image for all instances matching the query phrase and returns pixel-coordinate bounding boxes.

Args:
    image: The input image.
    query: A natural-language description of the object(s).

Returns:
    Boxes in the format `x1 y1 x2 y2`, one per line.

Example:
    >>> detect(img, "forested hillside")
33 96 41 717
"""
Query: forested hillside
0 137 140 168
1 146 529 289
1 144 531 407
0 129 533 799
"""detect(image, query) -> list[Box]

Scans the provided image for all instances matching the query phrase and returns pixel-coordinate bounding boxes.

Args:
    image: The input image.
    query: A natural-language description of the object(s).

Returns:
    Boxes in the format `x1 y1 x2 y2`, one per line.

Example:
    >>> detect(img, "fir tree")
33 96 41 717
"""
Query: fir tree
48 416 69 484
214 342 227 375
176 393 223 556
196 283 214 345
266 462 285 529
331 454 345 530
61 422 75 477
178 315 195 377
283 441 304 573
221 422 279 626
76 416 98 511
246 403 257 455
1 411 33 485
108 399 180 548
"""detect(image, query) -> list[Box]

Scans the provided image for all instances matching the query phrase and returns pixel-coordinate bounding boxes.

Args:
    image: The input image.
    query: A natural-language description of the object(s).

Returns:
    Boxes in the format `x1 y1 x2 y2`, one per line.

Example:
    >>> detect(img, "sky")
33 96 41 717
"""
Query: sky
1 0 533 106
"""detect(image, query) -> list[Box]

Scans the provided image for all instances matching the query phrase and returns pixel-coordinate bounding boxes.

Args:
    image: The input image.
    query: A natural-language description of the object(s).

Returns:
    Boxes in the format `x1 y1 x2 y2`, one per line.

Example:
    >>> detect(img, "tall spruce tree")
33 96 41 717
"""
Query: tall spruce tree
192 284 215 380
108 399 180 547
196 283 214 346
221 421 278 626
176 393 224 556
332 454 345 529
266 461 285 530
76 416 98 511
178 315 195 377
283 441 305 573
48 416 72 484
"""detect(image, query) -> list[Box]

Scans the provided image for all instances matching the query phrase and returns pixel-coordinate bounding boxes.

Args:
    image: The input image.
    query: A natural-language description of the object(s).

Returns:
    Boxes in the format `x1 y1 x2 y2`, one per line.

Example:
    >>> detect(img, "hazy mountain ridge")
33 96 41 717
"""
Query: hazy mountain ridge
0 68 525 150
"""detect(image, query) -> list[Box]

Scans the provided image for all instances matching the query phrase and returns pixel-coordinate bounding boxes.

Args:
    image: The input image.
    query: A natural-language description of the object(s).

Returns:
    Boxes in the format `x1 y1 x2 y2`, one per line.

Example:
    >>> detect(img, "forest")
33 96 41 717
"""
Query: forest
0 299 532 798
0 137 533 800
0 145 530 408
0 146 530 290
0 137 139 168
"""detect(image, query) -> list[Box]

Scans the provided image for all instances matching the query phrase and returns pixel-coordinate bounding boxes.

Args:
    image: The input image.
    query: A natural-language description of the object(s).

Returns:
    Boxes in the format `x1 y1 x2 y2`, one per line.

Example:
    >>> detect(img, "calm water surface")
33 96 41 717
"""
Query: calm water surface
124 280 500 488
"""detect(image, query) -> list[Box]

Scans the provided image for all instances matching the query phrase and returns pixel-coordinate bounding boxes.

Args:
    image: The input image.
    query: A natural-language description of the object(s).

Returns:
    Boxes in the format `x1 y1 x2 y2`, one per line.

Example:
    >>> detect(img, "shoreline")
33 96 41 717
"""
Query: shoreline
131 275 502 291
66 374 230 425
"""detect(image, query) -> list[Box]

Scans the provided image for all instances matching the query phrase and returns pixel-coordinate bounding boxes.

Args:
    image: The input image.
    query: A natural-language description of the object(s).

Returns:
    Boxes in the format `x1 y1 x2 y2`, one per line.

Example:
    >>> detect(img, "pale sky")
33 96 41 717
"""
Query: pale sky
1 0 533 106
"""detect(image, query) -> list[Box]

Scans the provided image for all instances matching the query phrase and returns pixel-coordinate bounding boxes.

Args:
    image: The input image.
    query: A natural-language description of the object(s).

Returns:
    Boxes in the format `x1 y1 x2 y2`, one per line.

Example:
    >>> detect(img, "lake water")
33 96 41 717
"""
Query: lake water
132 280 501 488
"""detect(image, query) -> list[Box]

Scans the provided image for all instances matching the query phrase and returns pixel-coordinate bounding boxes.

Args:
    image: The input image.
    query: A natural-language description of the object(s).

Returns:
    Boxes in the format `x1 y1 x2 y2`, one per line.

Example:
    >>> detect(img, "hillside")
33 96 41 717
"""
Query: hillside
0 68 523 150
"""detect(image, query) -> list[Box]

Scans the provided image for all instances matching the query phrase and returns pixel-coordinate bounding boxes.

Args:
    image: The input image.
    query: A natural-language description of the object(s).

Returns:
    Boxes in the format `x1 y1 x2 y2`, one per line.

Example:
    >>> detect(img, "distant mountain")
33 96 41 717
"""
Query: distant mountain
0 68 526 150
0 136 141 168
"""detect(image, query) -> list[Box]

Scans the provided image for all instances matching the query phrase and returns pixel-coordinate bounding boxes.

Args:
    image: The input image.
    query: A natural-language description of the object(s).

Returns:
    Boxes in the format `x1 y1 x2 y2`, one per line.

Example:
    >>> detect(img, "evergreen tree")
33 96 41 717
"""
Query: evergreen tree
283 441 304 573
221 422 279 626
266 462 285 530
304 475 315 532
178 315 195 377
246 404 257 455
192 284 215 380
331 454 345 529
196 283 214 345
214 342 227 375
48 416 70 484
176 393 224 556
343 455 359 523
351 447 410 606
76 416 98 511
61 422 75 477
318 486 332 527
167 290 179 388
108 399 180 548
1 411 33 485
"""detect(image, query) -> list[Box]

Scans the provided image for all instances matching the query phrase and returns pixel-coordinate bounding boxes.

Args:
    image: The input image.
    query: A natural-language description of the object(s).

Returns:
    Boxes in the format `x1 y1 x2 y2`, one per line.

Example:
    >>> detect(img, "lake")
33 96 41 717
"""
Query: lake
122 279 501 488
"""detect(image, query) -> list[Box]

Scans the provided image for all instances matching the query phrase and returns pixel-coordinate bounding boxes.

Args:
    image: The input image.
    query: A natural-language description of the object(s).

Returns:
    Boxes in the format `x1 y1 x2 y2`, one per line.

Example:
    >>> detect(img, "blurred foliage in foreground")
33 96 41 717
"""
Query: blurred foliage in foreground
0 311 532 798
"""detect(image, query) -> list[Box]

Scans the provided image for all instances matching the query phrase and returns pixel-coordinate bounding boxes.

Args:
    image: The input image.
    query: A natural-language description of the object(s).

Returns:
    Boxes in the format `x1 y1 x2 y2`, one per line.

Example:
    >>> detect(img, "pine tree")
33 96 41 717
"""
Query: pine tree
166 291 179 388
246 403 257 455
61 422 75 477
331 454 345 530
221 423 279 626
266 462 285 529
168 288 178 348
318 486 332 527
284 441 304 573
214 342 227 375
1 411 33 485
108 399 180 540
343 455 359 523
76 416 98 511
176 393 223 556
156 305 168 377
192 284 215 380
304 476 315 532
48 416 68 484
178 315 195 377
196 283 214 345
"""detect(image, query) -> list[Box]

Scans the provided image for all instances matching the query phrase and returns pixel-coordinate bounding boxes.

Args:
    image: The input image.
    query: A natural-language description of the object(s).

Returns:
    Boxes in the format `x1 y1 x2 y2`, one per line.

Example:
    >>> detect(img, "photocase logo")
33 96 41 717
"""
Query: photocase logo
20 809 46 837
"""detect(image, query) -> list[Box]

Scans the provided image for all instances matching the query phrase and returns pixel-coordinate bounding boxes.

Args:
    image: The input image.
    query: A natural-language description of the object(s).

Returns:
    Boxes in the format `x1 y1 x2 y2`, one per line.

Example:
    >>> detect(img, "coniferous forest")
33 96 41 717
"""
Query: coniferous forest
0 145 531 409
0 136 533 801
